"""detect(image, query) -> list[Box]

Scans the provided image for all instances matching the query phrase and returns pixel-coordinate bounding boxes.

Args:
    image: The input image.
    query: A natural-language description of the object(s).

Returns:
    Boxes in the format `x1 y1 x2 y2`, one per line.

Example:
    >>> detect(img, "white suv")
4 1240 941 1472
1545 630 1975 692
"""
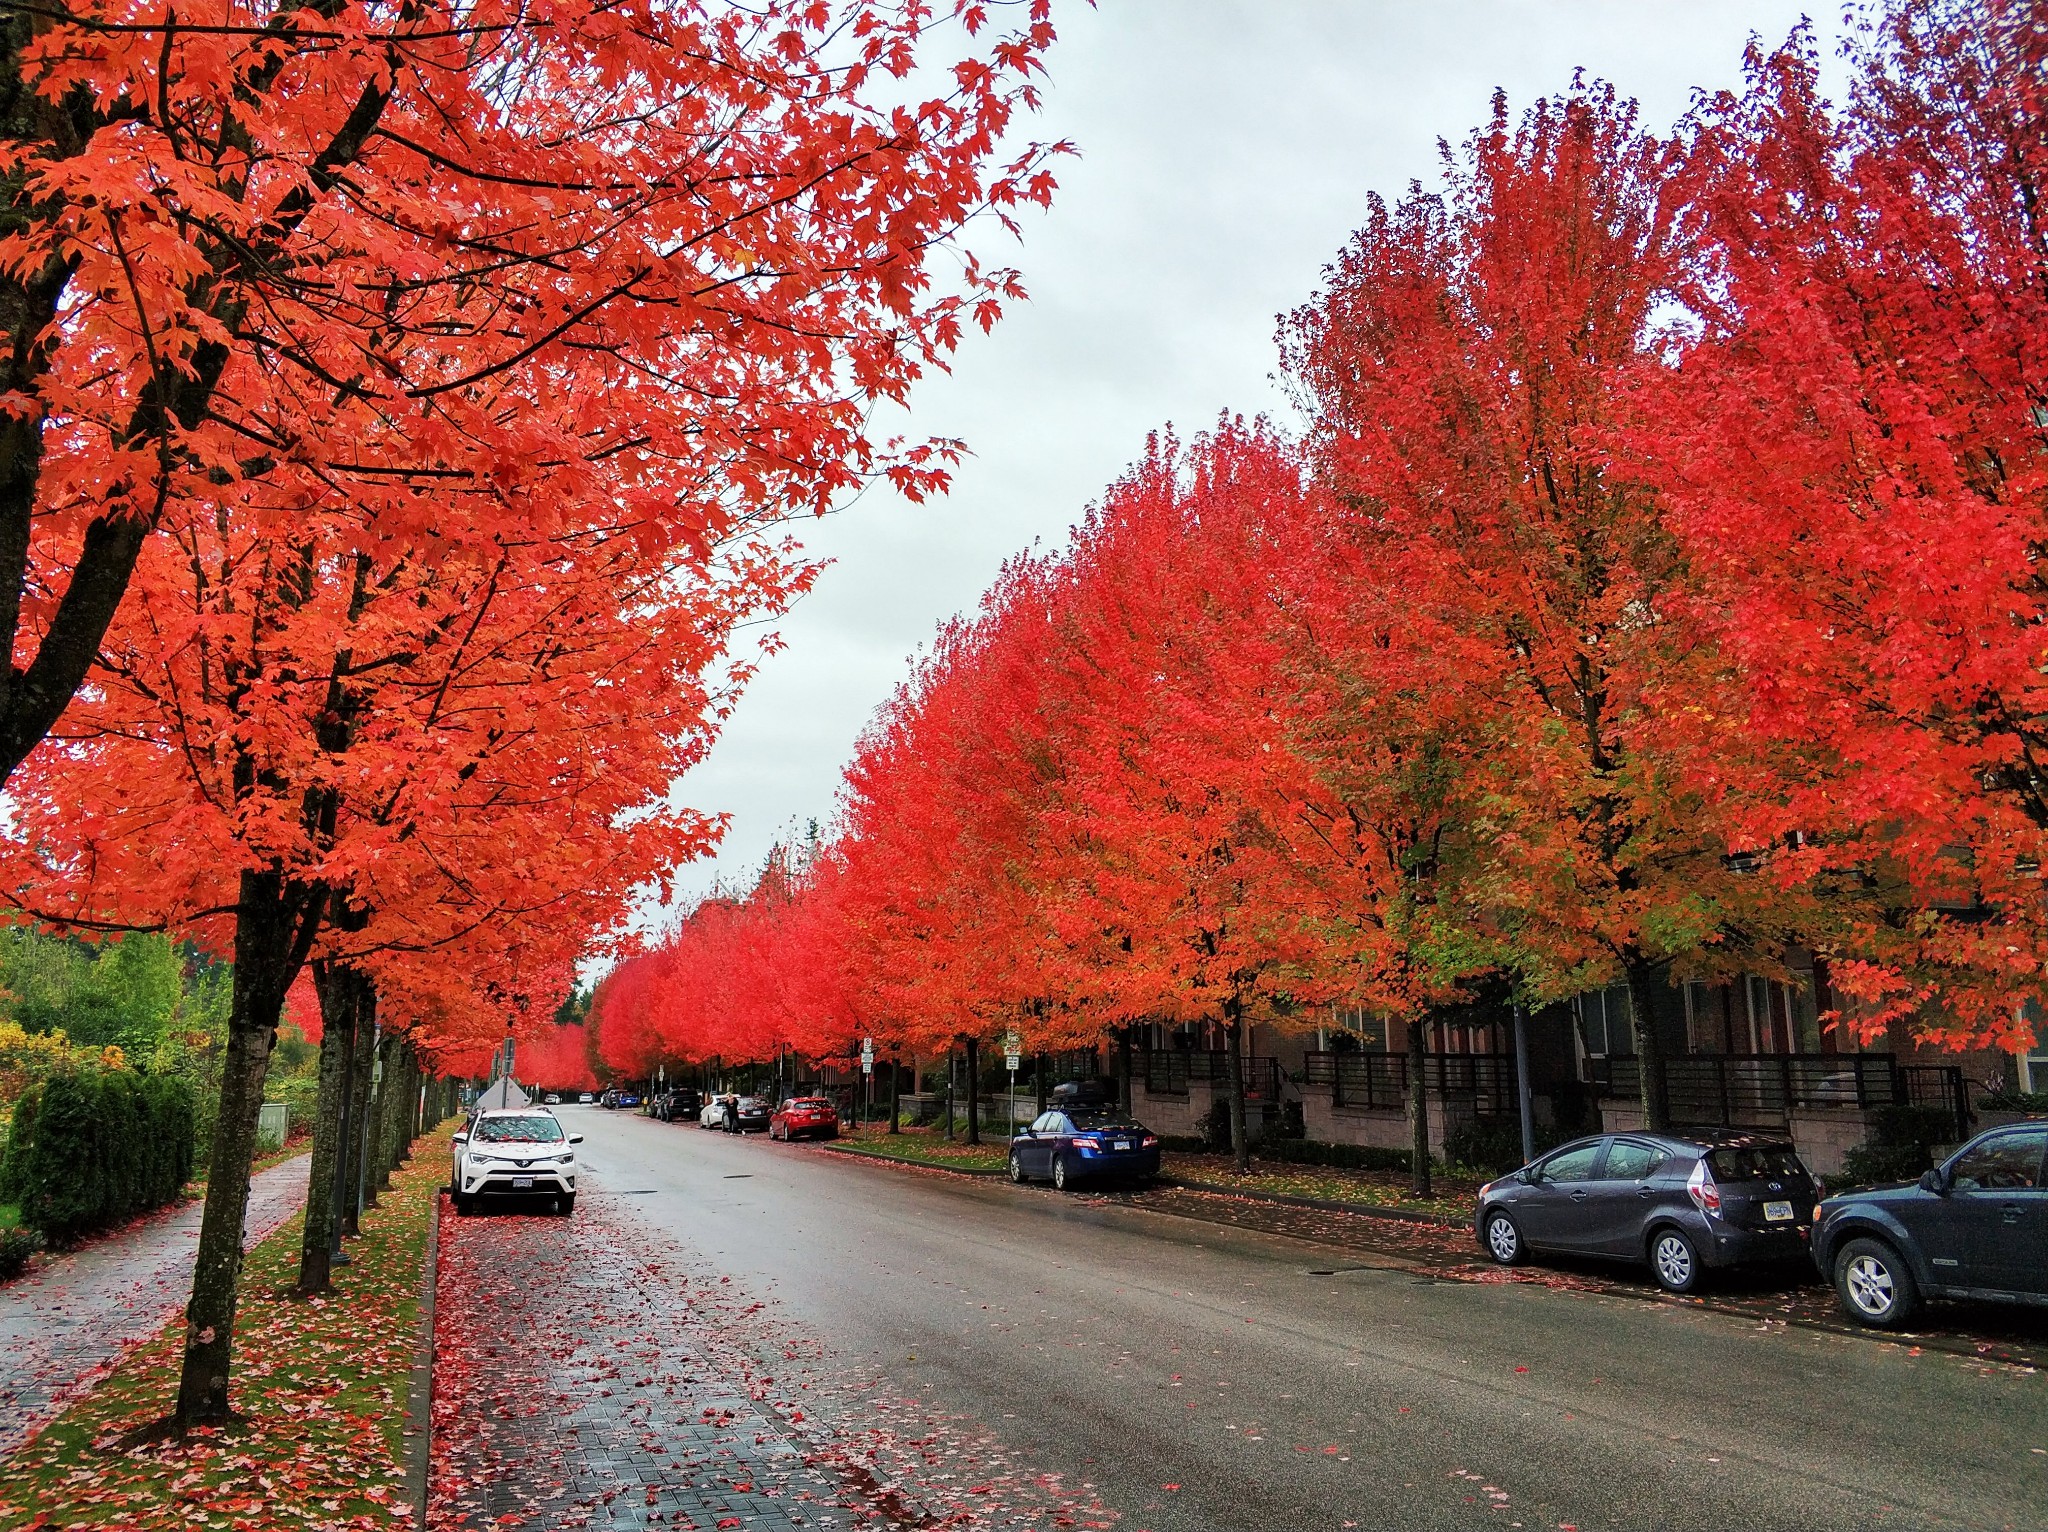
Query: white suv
451 1108 583 1215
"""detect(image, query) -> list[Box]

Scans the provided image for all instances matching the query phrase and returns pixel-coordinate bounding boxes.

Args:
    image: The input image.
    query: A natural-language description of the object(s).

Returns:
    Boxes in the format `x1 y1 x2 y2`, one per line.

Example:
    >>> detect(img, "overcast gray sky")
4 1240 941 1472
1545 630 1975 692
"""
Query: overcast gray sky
657 0 1828 925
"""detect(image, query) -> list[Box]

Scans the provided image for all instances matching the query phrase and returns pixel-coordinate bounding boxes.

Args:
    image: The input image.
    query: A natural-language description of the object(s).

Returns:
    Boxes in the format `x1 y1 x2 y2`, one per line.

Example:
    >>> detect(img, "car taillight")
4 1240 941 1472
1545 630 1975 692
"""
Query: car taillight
1141 1135 1158 1148
1686 1158 1722 1217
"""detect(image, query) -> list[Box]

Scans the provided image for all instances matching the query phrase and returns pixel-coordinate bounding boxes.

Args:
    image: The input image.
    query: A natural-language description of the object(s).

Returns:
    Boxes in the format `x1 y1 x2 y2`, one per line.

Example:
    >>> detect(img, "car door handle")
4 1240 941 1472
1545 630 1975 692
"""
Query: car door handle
1569 1190 1588 1202
2003 1203 2023 1224
1637 1187 1654 1199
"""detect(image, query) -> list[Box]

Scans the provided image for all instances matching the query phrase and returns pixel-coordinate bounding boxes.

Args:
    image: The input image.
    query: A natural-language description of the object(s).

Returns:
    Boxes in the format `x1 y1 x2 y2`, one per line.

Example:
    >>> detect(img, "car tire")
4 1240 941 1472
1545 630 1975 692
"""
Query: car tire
1834 1236 1918 1328
1052 1154 1072 1191
1482 1210 1525 1266
556 1193 576 1217
1009 1150 1027 1184
453 1191 474 1216
1648 1227 1702 1293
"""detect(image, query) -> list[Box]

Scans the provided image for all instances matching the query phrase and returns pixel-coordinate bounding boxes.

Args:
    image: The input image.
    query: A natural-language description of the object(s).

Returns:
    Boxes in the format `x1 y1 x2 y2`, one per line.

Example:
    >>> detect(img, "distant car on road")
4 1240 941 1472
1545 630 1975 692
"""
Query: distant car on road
1475 1132 1818 1293
770 1096 840 1141
1010 1108 1160 1189
450 1108 583 1216
542 1092 562 1104
613 1089 642 1109
729 1096 771 1133
1812 1121 2047 1327
578 1091 594 1104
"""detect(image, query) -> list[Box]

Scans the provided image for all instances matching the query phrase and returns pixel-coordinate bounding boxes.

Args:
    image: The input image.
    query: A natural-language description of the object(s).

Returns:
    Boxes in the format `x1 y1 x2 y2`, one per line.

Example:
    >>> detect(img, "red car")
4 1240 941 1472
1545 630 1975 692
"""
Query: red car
769 1096 840 1141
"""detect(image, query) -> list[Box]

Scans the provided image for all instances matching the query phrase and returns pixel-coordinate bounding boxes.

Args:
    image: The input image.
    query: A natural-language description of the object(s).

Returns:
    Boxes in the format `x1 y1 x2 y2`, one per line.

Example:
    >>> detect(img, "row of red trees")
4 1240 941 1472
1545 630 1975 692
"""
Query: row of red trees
1 0 1062 1425
592 2 2046 1178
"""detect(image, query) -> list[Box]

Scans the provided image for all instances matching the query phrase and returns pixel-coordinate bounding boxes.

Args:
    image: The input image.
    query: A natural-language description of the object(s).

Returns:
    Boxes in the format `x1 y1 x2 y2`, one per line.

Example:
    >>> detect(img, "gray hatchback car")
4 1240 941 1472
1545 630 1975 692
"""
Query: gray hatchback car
1475 1130 1819 1292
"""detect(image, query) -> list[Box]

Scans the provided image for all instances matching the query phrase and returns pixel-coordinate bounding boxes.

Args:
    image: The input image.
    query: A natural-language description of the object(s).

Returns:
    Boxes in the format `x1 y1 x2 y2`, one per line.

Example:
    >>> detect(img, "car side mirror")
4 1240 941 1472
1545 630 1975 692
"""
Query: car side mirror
1015 1127 1033 1138
1918 1167 1947 1194
570 1134 584 1145
452 1132 468 1145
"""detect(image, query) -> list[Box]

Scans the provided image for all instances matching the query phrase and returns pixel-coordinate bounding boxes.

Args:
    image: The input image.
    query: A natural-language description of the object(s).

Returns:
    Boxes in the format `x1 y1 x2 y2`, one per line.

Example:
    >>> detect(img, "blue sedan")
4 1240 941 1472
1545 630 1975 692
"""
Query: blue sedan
1010 1108 1161 1190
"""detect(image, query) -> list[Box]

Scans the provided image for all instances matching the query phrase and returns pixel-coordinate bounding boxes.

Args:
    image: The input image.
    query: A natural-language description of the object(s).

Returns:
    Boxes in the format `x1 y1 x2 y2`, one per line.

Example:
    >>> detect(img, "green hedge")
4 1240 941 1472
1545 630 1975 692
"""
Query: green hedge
1160 1131 1418 1173
0 1070 195 1244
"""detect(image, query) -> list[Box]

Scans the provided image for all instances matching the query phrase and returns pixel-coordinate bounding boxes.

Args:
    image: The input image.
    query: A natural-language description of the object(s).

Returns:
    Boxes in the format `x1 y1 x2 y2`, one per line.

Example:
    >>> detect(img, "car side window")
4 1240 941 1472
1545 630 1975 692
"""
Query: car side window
1049 1114 1073 1136
1603 1140 1663 1181
1950 1131 2048 1192
1026 1113 1054 1133
1539 1141 1604 1183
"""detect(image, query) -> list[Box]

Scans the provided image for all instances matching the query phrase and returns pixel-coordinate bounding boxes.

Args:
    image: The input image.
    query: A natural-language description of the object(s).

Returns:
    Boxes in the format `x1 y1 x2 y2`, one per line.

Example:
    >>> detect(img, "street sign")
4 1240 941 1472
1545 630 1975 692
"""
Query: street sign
860 1037 875 1074
1003 1028 1022 1071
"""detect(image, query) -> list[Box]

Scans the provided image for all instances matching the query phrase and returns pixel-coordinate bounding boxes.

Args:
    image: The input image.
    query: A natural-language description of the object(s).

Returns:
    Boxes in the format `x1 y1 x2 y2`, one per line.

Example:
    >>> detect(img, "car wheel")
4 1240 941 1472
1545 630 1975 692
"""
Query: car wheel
556 1193 576 1217
1482 1210 1524 1266
453 1191 474 1216
1052 1154 1072 1191
1648 1227 1701 1293
1834 1237 1918 1328
1009 1150 1027 1184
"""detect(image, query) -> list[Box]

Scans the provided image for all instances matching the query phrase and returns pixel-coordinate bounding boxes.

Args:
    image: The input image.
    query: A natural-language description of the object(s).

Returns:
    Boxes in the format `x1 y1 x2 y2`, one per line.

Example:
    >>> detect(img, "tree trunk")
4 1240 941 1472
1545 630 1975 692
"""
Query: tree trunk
1406 1017 1432 1198
1623 955 1672 1133
888 1055 901 1133
341 996 377 1233
1223 1008 1251 1174
964 1035 982 1146
175 869 316 1427
1034 1052 1050 1116
943 1050 955 1141
373 1032 403 1193
1117 1027 1135 1117
295 963 359 1295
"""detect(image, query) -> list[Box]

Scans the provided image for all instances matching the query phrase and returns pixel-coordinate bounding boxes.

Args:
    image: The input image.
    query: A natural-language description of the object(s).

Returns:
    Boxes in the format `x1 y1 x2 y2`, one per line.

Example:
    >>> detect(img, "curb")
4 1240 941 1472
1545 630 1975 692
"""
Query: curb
405 1190 441 1531
817 1140 1465 1225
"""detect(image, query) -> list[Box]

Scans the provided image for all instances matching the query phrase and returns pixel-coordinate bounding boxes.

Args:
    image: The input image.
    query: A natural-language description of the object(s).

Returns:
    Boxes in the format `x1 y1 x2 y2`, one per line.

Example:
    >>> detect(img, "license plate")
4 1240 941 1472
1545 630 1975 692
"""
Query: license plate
1763 1200 1794 1222
1113 1141 1131 1151
512 1177 534 1190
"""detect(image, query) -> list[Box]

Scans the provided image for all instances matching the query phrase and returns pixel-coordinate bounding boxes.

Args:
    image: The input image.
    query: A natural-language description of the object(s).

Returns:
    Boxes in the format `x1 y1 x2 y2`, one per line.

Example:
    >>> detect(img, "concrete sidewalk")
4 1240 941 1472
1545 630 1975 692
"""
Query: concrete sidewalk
0 1153 311 1458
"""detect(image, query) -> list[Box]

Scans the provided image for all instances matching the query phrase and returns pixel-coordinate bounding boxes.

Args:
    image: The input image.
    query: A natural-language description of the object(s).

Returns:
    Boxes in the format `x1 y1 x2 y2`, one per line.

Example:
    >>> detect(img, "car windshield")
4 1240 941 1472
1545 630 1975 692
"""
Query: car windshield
1707 1145 1804 1181
474 1115 565 1144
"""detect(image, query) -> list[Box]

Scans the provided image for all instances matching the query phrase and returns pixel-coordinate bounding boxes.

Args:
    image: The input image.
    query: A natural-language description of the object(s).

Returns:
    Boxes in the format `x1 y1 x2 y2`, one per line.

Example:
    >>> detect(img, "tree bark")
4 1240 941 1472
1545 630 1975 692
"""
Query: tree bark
175 868 321 1427
942 1050 955 1141
1406 1017 1433 1198
295 962 358 1295
887 1054 901 1133
964 1035 982 1146
341 994 377 1233
373 1031 404 1193
1223 1007 1251 1174
1623 955 1673 1133
1117 1027 1135 1117
1034 1052 1050 1116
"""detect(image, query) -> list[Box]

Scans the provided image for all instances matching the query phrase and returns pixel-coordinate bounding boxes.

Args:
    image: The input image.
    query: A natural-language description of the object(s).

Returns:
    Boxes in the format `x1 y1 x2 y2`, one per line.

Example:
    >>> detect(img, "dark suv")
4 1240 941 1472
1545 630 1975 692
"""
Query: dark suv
1812 1121 2048 1327
1476 1130 1818 1292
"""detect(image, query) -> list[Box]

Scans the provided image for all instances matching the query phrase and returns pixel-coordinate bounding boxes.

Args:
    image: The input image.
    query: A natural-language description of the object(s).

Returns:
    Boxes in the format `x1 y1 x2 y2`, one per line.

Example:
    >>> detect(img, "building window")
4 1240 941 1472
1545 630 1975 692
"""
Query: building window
1575 984 1635 1057
1332 1007 1390 1052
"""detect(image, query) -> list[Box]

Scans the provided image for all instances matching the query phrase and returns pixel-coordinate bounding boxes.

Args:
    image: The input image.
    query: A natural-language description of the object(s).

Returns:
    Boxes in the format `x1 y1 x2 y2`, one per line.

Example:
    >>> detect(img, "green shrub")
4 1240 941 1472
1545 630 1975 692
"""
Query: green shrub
1257 1137 1415 1173
12 1067 194 1244
1834 1103 1958 1190
1978 1087 2048 1113
1443 1115 1576 1176
0 1085 38 1204
0 1226 41 1282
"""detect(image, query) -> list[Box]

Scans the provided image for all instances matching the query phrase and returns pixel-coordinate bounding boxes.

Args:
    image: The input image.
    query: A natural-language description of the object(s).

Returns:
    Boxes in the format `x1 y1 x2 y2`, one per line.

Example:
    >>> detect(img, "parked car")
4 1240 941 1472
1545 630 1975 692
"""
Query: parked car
770 1096 840 1141
655 1087 702 1122
699 1097 730 1129
1010 1108 1160 1189
578 1091 594 1104
613 1089 642 1109
449 1108 583 1215
1812 1121 2047 1327
600 1088 618 1109
1475 1131 1818 1293
542 1092 562 1104
730 1095 771 1133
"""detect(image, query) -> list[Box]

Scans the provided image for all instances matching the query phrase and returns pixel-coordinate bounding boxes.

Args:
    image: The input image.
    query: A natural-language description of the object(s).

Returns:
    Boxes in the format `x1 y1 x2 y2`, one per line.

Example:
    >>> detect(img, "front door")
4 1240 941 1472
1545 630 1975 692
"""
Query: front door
1515 1139 1609 1250
1943 1129 2048 1295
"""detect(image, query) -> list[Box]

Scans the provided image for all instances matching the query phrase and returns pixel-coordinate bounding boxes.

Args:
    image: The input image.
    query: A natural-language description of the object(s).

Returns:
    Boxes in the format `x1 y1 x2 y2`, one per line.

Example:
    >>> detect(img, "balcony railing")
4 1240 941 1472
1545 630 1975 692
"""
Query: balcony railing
1139 1050 1281 1101
1589 1053 1969 1138
1302 1051 1520 1115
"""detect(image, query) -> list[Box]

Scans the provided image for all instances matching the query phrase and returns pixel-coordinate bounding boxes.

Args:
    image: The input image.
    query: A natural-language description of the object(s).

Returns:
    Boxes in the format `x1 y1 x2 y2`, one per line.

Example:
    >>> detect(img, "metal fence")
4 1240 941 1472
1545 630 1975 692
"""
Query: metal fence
1138 1050 1280 1101
1588 1053 1968 1139
1302 1051 1520 1115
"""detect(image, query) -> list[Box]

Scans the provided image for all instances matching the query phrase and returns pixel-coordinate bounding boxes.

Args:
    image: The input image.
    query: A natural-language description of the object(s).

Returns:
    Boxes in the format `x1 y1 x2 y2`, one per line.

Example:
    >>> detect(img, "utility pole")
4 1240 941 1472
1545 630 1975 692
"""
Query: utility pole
1513 996 1536 1166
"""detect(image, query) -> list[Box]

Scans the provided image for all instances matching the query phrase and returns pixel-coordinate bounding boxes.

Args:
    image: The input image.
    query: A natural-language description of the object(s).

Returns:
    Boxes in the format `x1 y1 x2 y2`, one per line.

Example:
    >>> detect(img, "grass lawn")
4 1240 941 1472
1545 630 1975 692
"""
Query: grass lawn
0 1128 448 1531
832 1124 1479 1220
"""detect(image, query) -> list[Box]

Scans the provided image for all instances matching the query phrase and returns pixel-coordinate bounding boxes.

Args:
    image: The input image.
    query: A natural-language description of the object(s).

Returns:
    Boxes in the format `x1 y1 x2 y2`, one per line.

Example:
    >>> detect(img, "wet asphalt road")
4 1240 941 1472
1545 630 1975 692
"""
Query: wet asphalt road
565 1105 2048 1532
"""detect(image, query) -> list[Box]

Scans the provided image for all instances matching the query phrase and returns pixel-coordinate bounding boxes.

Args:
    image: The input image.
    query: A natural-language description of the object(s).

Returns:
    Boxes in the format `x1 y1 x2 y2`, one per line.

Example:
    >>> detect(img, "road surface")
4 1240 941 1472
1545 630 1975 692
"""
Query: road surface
548 1105 2045 1532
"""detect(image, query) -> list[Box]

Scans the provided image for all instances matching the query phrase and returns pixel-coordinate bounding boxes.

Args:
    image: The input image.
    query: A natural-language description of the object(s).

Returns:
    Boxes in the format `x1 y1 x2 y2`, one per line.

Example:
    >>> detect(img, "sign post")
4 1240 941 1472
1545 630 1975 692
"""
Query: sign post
1003 1030 1022 1131
858 1037 874 1127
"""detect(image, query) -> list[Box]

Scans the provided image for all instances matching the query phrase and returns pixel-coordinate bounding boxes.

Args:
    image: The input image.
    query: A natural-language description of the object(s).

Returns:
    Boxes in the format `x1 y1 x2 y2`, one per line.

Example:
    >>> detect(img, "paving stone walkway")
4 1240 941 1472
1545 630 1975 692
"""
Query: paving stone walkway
0 1153 312 1458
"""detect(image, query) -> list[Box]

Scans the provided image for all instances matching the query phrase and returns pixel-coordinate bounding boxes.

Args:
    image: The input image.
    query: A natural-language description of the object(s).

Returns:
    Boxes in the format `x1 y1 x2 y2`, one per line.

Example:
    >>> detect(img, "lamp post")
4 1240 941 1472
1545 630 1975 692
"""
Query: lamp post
1512 996 1536 1166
